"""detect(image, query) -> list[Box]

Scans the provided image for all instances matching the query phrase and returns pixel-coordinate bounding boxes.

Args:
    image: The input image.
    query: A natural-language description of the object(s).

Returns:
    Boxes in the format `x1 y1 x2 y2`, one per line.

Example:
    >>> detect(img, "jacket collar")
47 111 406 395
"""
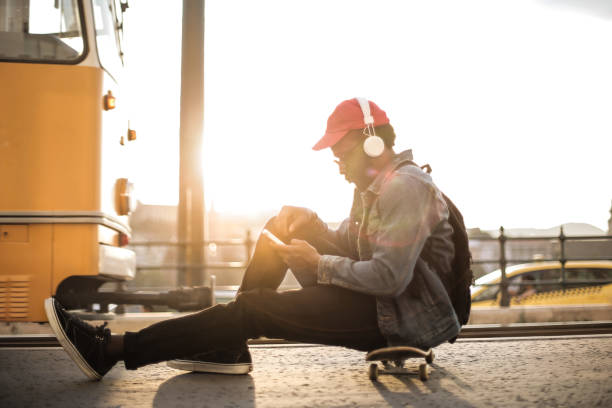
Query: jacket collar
364 149 415 197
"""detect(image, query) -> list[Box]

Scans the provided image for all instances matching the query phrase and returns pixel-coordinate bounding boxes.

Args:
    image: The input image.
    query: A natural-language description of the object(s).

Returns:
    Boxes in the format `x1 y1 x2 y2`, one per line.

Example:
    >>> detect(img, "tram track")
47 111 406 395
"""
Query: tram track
1 321 611 348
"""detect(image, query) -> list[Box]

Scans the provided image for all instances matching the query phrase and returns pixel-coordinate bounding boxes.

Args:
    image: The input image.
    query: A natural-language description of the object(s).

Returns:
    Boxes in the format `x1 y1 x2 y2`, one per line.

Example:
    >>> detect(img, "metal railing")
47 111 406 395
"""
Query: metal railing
129 230 256 293
129 227 612 307
471 226 612 306
131 230 255 272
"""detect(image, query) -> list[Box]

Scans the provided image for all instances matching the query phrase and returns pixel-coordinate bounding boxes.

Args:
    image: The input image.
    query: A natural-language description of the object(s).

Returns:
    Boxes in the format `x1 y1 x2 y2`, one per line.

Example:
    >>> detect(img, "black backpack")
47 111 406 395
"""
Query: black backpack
407 162 473 327
440 193 473 326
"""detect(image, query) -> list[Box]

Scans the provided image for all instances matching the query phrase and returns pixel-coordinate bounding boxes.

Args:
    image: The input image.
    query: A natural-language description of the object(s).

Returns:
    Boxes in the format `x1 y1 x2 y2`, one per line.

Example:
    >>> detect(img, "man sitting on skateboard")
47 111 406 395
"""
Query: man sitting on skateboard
46 97 466 380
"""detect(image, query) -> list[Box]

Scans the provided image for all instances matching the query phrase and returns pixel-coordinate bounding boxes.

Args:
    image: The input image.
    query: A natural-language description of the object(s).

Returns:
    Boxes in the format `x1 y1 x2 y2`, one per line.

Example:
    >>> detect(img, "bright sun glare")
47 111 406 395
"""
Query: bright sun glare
126 0 612 232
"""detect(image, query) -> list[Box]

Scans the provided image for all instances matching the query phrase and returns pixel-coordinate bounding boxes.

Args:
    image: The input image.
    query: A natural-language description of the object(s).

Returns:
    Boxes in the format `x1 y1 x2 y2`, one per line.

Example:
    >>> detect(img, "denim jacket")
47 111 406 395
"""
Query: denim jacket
317 150 460 349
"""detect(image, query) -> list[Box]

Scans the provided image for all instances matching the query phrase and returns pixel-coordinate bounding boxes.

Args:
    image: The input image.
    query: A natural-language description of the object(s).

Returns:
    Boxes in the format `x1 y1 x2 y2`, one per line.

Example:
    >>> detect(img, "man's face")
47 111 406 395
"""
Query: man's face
331 130 370 189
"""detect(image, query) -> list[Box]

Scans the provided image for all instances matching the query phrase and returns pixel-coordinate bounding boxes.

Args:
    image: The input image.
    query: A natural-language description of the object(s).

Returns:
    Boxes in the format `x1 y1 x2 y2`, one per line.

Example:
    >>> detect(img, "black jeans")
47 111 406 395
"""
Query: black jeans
123 219 387 370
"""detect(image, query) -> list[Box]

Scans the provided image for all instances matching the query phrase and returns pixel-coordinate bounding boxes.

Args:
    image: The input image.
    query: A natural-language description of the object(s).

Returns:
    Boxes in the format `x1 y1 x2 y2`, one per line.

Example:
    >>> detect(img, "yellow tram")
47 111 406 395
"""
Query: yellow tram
0 0 136 322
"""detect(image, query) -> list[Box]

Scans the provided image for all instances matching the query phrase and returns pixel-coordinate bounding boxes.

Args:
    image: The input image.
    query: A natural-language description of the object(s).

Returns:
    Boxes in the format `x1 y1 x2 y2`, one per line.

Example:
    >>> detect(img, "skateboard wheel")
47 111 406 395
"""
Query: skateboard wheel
418 363 429 381
369 363 379 381
426 350 434 364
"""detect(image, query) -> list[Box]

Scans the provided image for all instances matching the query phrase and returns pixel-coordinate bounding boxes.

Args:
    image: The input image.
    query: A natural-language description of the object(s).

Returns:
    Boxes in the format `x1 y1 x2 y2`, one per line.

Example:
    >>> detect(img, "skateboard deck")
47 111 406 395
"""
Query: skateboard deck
365 346 434 381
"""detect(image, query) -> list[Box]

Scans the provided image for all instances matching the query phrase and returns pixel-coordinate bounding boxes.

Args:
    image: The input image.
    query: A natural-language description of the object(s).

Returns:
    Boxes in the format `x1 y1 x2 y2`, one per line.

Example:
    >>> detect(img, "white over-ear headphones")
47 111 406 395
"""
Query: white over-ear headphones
356 97 385 158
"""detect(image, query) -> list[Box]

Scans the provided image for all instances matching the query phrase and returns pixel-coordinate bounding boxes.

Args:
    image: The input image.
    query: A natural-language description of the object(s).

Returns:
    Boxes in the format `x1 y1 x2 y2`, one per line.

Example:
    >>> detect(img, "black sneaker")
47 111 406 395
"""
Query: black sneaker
44 297 116 380
167 348 253 374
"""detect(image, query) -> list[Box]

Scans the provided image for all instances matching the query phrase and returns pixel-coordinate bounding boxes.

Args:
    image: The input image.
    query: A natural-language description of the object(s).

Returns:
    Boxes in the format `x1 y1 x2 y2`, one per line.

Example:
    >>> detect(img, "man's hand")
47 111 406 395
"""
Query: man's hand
270 239 322 275
275 206 317 236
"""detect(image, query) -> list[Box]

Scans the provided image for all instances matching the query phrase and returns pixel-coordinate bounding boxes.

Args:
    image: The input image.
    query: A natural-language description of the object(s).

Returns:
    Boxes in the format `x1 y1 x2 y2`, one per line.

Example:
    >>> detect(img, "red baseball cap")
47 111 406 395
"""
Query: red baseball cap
312 98 390 151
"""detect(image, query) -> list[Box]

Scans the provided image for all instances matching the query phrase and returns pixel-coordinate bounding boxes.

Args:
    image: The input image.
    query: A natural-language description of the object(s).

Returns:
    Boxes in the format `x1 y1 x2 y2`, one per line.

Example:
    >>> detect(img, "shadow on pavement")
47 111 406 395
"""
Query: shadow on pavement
153 372 255 408
432 365 474 391
372 364 476 408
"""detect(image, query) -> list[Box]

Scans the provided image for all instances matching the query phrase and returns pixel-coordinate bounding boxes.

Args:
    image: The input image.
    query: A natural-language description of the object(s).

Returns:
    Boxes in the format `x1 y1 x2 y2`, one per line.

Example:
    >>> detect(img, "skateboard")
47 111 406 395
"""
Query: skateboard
365 346 434 381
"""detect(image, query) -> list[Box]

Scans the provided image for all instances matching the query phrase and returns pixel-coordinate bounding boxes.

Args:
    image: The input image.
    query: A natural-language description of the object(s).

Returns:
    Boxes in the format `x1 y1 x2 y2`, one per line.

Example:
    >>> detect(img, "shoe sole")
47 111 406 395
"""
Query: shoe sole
167 359 252 375
44 298 102 381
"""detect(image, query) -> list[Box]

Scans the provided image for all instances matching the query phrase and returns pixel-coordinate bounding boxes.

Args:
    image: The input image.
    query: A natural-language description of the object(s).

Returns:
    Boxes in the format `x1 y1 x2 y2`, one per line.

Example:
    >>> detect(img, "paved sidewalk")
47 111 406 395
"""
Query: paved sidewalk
1 335 611 407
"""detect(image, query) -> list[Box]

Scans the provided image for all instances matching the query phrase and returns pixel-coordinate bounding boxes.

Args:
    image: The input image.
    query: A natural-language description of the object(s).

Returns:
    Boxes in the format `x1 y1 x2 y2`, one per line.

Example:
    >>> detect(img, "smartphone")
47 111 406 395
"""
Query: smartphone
262 229 286 246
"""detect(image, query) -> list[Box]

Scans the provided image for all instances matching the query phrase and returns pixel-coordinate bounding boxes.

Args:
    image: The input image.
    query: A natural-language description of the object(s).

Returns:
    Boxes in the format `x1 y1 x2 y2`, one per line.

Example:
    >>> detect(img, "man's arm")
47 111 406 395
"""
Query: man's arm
317 172 449 297
269 217 356 272
274 206 327 236
274 205 356 257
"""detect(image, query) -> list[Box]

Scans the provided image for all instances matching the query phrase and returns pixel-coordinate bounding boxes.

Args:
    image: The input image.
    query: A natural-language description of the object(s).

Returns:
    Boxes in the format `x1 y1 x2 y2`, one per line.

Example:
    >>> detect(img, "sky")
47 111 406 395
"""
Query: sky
124 0 612 232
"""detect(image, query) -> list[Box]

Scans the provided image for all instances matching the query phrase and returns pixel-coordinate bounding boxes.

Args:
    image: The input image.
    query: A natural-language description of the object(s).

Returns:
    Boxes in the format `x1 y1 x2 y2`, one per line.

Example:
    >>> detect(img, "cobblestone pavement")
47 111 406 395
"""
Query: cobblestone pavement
1 335 611 407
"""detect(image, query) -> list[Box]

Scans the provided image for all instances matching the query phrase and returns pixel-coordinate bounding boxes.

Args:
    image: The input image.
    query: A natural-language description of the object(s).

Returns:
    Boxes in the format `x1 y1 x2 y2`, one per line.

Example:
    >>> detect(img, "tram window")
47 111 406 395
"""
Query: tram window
93 0 123 78
0 0 85 62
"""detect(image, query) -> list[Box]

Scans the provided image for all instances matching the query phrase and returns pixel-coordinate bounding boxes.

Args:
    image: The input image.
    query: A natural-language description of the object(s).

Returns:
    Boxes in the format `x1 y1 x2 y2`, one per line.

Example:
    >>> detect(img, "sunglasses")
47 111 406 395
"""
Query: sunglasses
333 129 371 163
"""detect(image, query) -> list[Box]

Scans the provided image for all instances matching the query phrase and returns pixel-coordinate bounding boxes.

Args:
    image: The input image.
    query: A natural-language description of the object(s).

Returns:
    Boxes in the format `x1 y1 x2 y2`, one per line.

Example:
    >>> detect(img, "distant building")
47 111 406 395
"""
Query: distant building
128 203 179 288
130 202 177 241
467 228 496 279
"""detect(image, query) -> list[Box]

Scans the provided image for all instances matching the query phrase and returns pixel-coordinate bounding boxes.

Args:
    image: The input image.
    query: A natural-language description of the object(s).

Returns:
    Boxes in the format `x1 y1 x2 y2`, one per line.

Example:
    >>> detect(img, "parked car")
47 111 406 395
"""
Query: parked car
471 261 612 306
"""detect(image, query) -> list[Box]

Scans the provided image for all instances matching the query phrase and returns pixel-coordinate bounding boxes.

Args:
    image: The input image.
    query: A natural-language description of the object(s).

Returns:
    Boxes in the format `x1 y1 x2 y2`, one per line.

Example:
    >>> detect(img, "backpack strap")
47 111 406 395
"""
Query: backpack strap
395 159 473 327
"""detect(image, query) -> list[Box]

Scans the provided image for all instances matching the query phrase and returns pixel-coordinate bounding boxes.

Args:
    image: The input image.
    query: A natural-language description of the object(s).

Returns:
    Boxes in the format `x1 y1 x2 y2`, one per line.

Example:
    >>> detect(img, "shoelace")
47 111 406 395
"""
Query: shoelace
64 311 111 344
94 322 111 342
65 315 111 365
